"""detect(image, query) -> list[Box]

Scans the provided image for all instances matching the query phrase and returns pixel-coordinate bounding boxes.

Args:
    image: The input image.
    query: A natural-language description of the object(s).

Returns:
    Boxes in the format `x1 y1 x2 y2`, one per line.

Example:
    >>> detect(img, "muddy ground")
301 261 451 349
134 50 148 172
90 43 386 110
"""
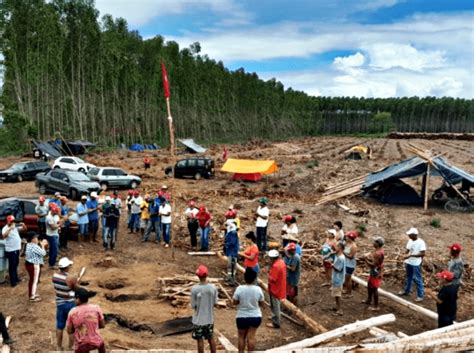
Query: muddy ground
0 137 472 352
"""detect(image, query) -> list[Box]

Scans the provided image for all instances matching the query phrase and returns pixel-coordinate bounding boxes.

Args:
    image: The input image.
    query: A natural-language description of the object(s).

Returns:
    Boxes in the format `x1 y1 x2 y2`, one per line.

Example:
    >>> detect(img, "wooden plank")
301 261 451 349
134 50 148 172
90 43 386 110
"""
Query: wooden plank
215 328 238 351
266 314 396 351
187 251 217 256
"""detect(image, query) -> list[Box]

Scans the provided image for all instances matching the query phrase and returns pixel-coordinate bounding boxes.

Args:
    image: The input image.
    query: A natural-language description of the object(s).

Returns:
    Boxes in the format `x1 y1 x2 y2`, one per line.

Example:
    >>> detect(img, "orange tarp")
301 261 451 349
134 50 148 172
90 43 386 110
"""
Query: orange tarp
221 159 278 175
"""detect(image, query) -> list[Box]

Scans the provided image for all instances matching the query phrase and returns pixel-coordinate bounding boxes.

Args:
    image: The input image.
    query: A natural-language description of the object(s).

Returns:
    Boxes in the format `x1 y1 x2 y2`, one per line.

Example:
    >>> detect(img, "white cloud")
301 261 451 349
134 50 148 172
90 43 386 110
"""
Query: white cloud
94 0 251 27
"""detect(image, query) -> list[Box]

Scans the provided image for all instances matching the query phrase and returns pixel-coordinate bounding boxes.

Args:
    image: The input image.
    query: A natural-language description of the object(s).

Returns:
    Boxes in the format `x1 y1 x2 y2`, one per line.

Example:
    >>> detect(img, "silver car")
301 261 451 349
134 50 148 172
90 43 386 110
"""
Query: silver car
87 167 141 191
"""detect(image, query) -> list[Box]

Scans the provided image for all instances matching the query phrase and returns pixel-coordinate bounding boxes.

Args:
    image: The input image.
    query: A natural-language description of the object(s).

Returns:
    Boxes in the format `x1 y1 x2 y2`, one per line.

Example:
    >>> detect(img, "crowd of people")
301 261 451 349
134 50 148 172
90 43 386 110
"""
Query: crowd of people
0 190 466 352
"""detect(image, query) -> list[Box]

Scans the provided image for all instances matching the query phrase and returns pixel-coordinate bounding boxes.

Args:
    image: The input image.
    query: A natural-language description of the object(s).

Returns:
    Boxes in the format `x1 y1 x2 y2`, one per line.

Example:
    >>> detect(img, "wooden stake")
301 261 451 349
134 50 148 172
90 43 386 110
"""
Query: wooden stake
165 97 176 260
424 163 430 210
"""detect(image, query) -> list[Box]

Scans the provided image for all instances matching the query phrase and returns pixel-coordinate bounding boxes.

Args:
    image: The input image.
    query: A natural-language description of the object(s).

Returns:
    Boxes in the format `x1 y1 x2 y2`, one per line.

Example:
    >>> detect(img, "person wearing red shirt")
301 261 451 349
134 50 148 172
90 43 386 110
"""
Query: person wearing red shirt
239 232 260 274
143 156 151 170
267 250 286 329
196 206 212 251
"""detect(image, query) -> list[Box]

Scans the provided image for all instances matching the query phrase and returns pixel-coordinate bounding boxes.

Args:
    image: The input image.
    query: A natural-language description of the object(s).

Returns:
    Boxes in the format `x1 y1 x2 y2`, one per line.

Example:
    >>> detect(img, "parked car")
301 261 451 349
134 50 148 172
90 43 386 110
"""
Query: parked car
36 169 101 200
87 167 141 191
52 156 95 173
0 197 78 237
165 157 215 180
0 161 50 182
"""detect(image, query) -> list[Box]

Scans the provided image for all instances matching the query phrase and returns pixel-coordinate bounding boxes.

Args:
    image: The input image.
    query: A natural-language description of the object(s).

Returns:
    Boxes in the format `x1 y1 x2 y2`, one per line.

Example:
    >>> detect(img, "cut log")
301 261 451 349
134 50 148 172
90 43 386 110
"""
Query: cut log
217 252 327 334
187 251 217 256
396 331 408 338
215 328 238 351
266 314 396 351
369 327 388 337
351 275 438 320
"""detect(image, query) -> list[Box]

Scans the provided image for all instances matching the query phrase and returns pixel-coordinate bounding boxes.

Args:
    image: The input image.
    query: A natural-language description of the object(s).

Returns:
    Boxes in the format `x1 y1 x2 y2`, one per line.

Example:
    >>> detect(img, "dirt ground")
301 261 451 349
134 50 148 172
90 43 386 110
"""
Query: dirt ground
0 136 472 352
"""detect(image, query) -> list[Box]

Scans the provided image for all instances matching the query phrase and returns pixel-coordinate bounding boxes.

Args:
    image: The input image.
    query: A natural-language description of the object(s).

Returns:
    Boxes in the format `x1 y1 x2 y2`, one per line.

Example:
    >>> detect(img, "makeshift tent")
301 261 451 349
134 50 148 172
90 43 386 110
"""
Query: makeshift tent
178 139 206 153
368 179 423 205
32 140 64 159
129 143 160 152
65 140 96 155
232 173 262 182
222 159 278 174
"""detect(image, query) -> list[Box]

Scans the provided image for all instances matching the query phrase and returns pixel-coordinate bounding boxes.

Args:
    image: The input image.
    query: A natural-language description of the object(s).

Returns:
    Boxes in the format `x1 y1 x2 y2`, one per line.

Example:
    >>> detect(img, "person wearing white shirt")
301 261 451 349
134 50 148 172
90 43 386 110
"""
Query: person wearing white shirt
128 191 142 234
281 215 298 247
399 227 426 302
185 201 199 250
255 198 269 251
2 215 26 287
159 199 172 247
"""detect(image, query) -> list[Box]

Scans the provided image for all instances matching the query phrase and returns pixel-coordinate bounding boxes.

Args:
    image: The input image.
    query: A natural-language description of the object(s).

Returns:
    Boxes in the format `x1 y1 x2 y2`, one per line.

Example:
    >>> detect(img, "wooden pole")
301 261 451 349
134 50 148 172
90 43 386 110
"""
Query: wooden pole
266 314 396 352
351 276 438 320
423 163 430 210
165 97 176 259
216 252 327 334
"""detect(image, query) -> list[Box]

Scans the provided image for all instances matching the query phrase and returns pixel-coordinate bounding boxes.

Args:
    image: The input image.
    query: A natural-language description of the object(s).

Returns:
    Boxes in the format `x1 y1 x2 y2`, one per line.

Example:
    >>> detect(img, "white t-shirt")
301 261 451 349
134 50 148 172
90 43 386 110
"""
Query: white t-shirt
256 206 269 228
46 214 60 237
233 284 264 318
225 219 237 233
159 204 172 224
131 196 143 214
282 223 298 239
2 224 21 252
185 207 199 219
405 238 427 266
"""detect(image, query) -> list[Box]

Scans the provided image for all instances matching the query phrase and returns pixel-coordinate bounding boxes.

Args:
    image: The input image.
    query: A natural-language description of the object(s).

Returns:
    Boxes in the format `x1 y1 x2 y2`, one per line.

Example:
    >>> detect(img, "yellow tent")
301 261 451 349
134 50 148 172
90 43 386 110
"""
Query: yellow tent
221 159 278 175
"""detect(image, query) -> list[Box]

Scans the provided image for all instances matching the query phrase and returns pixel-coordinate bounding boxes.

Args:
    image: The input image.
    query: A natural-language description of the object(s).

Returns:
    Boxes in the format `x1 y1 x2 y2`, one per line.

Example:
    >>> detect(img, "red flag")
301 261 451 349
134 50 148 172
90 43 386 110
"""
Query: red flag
162 62 170 98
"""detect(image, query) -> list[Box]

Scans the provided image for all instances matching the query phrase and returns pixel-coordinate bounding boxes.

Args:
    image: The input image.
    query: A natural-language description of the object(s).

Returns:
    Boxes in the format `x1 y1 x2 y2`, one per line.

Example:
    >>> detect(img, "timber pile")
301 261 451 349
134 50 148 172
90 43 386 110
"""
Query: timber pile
387 132 474 141
315 174 367 205
157 275 229 308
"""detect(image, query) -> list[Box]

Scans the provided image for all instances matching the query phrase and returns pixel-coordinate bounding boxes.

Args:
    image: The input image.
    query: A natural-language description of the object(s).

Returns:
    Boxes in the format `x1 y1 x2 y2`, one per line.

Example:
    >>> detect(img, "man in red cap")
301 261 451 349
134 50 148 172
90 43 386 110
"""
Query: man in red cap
184 201 199 250
2 215 26 286
284 242 301 305
35 196 48 239
447 243 463 293
191 265 218 353
46 204 62 267
425 270 458 328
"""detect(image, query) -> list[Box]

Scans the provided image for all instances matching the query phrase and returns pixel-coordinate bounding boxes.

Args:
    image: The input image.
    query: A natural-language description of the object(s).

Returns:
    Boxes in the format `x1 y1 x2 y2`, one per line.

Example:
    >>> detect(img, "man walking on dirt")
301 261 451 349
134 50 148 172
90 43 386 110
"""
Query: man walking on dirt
87 192 99 242
191 265 218 353
267 249 286 329
255 198 269 252
398 227 426 302
77 196 89 242
52 257 79 351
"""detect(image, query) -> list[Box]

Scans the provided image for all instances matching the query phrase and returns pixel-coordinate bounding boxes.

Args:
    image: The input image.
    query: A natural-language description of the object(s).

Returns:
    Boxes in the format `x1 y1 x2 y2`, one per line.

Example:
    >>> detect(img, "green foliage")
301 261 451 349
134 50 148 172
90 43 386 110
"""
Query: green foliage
430 218 441 228
306 159 319 168
356 223 368 236
0 110 34 154
0 0 473 150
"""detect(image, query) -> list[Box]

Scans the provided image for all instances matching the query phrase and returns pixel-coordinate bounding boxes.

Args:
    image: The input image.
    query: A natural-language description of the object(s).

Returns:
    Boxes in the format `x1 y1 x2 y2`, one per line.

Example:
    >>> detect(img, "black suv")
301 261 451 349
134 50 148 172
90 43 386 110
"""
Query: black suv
0 161 50 182
165 158 215 180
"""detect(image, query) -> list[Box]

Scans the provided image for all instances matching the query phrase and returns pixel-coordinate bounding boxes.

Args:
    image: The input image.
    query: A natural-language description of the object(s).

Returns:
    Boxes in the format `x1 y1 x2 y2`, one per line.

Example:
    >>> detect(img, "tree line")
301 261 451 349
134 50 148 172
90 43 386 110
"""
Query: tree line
0 0 473 153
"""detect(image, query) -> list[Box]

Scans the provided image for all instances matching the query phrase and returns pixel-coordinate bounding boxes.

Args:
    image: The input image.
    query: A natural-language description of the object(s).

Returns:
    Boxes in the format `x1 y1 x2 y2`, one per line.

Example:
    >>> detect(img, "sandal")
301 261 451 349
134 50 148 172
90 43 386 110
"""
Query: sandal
29 297 42 302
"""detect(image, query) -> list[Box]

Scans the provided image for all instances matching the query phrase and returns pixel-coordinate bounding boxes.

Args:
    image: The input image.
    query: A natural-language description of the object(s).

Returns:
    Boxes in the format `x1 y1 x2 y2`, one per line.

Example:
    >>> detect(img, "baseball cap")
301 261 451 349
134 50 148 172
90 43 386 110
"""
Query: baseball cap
39 196 46 202
346 230 358 240
282 215 293 222
90 192 98 198
105 196 112 201
287 243 297 251
161 185 168 189
406 227 419 235
268 249 280 258
448 243 462 252
55 192 61 197
50 204 60 213
133 190 140 196
6 215 15 224
259 197 268 204
196 265 208 278
75 287 97 301
81 195 87 200
436 270 454 282
58 257 74 269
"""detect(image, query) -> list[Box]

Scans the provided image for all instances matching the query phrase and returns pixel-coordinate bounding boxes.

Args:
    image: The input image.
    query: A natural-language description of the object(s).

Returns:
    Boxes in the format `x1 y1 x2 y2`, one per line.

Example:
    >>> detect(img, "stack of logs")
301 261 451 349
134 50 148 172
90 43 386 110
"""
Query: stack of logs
157 275 231 308
315 174 368 205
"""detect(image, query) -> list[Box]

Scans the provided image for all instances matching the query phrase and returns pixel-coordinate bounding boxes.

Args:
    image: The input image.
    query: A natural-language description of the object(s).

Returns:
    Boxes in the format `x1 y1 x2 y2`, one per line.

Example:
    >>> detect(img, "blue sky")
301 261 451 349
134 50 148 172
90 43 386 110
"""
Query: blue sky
95 0 473 98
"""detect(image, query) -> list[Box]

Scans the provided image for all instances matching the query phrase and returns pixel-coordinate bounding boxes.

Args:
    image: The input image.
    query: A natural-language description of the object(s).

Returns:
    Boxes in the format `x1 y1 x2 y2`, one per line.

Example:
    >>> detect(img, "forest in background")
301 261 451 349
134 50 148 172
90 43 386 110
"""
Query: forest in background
0 0 473 153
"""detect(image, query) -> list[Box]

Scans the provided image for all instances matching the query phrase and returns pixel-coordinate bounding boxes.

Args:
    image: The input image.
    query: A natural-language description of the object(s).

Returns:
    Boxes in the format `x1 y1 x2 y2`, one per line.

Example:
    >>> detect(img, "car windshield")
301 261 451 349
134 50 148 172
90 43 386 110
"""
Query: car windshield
68 172 90 181
10 162 26 171
73 157 85 164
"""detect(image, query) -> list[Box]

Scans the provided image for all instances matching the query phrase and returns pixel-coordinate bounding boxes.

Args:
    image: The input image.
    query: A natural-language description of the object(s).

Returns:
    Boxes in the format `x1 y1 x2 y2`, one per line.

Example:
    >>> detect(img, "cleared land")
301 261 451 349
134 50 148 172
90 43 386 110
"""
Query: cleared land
0 136 472 351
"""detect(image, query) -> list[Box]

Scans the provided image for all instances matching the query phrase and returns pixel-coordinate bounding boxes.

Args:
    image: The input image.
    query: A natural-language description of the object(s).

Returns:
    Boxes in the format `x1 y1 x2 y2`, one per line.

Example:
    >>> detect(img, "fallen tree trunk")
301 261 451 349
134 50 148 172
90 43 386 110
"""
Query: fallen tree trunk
217 252 327 334
352 275 438 320
267 314 396 352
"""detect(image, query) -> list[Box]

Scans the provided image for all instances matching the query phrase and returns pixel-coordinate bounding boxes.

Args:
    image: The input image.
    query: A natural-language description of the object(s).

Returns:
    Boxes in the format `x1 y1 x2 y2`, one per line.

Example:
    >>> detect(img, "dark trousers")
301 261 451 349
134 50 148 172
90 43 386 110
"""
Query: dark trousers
0 313 11 340
89 219 99 240
256 226 267 251
38 221 46 239
188 221 199 247
128 213 140 232
5 250 20 286
60 225 69 249
75 342 106 353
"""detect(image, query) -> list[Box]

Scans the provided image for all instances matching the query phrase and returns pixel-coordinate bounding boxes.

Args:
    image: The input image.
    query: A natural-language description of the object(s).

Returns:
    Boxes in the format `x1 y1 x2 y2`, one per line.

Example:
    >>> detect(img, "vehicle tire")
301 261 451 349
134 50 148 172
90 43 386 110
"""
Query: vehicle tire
70 189 78 200
16 174 23 182
194 172 201 180
431 190 443 201
130 181 138 189
444 200 461 213
38 184 47 194
54 165 60 169
78 168 86 173
100 182 108 191
166 170 173 178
